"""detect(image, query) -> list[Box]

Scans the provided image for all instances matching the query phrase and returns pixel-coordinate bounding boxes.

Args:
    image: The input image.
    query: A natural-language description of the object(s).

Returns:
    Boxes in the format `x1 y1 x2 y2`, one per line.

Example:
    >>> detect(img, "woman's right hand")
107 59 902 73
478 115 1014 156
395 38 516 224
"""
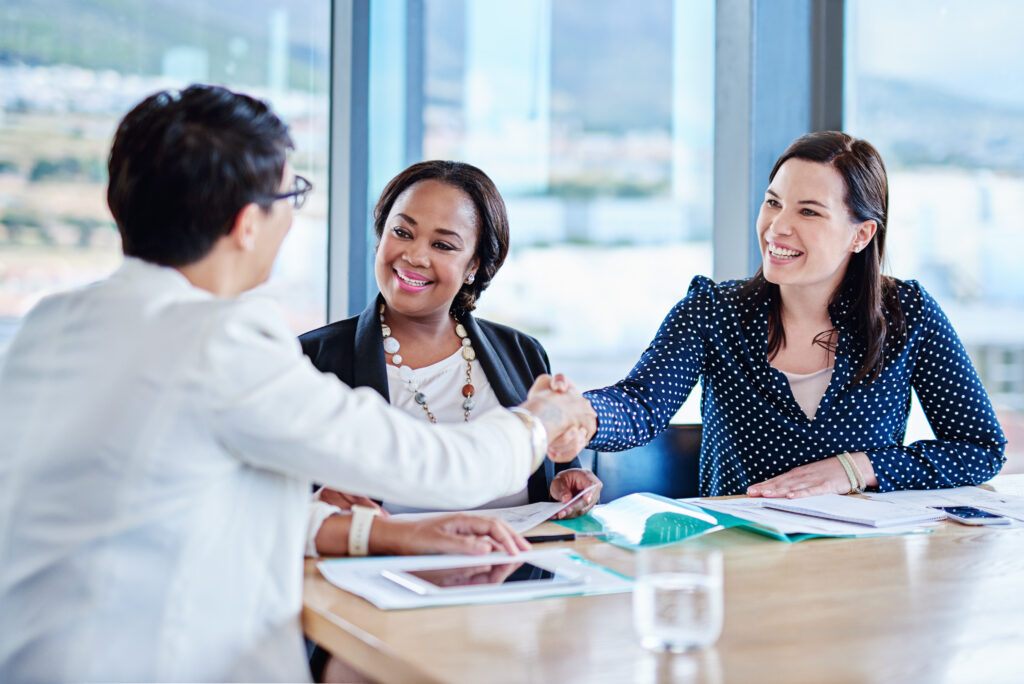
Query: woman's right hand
521 373 597 461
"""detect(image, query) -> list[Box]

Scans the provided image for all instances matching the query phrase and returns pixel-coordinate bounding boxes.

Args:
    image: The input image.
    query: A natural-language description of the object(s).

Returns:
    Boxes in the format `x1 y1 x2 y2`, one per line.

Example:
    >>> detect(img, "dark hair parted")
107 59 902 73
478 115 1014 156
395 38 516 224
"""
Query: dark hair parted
741 130 905 385
107 84 293 266
373 161 510 316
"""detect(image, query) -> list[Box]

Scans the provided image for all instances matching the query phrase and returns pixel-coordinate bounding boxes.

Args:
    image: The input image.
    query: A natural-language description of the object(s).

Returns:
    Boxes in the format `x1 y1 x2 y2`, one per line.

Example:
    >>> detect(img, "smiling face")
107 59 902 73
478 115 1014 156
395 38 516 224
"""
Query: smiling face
374 179 481 322
756 158 876 296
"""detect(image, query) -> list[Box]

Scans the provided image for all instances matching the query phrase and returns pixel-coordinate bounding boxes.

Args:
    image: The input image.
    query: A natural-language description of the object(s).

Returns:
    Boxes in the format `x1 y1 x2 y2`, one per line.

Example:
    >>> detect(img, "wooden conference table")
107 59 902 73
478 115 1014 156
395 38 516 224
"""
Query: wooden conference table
303 474 1024 683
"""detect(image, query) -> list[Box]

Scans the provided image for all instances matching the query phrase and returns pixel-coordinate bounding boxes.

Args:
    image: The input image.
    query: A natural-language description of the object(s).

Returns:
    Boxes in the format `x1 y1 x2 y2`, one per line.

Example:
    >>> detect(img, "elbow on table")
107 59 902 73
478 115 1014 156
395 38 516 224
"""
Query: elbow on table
968 439 1008 485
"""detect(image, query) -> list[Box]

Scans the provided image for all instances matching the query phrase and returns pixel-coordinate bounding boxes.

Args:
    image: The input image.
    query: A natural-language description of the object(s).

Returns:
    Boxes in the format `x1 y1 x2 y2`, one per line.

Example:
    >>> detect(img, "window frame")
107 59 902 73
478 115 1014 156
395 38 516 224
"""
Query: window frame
328 0 846 315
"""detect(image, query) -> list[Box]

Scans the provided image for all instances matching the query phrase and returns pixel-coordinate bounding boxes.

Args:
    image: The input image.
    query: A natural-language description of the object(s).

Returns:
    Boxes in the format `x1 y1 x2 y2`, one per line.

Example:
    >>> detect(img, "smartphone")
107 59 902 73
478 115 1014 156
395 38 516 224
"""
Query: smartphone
932 505 1012 526
381 560 584 595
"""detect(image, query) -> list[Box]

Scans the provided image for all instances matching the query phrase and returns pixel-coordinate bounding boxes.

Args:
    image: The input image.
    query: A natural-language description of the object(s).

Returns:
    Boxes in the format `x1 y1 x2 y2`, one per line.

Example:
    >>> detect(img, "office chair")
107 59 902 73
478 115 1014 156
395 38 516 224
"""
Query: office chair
589 424 702 503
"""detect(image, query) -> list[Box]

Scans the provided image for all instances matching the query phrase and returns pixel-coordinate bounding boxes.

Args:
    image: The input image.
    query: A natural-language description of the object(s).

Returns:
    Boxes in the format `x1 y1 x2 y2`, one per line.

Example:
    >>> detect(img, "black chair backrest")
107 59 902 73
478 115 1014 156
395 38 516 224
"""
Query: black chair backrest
590 424 702 503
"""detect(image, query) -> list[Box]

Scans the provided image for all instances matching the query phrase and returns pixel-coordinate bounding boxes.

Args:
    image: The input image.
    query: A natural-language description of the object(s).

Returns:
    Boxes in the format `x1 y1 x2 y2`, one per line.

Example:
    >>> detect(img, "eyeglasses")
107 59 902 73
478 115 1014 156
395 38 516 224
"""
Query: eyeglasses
274 174 313 209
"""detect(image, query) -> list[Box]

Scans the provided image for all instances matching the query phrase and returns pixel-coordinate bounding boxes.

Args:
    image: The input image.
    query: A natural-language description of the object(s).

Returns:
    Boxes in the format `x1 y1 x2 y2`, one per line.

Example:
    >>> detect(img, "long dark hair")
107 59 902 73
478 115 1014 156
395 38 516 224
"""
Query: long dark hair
740 131 905 385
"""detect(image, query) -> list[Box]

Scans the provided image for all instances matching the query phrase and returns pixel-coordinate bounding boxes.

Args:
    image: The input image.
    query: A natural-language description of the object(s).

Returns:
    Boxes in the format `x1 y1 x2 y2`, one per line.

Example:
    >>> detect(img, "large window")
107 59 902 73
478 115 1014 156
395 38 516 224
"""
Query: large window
368 0 714 418
845 0 1024 471
0 0 330 360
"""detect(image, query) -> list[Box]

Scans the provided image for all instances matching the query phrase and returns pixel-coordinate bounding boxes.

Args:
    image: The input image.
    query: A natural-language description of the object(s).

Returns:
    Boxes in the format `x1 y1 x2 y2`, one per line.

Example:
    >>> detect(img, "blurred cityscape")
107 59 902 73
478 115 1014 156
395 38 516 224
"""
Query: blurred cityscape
1 0 1021 469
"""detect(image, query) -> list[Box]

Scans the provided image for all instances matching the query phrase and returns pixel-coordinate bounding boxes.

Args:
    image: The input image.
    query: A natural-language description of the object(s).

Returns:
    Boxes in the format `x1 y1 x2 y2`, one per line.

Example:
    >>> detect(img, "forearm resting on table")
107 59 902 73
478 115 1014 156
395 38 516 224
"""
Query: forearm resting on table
314 513 405 556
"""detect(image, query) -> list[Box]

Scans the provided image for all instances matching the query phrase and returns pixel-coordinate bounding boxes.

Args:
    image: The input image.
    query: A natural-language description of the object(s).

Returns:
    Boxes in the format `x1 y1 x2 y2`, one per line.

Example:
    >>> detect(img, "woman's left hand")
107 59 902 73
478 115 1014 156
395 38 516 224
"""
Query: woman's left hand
315 487 390 517
746 456 853 498
549 469 602 518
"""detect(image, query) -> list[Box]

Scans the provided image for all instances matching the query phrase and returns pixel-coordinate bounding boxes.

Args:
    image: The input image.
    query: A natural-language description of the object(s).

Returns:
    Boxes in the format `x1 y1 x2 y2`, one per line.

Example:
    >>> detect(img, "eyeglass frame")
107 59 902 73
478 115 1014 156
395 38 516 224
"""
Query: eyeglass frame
272 174 313 209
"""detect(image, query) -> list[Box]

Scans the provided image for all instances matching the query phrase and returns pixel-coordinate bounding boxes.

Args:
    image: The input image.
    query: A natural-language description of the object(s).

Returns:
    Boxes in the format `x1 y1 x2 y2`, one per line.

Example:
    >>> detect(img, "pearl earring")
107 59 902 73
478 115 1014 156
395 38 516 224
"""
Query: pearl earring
465 273 476 284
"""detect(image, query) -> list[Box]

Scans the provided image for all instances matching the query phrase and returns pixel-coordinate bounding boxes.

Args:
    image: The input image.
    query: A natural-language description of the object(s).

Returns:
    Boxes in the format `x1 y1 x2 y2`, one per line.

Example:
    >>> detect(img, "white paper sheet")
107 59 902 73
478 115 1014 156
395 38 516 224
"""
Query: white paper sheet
868 487 1024 524
316 547 632 610
761 494 945 527
389 484 600 533
694 498 935 536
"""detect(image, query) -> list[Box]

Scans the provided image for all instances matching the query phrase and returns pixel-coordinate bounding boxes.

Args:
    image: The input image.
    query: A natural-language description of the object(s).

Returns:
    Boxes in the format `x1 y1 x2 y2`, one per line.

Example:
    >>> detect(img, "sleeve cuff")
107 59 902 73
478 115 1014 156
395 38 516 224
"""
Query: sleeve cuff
305 499 345 557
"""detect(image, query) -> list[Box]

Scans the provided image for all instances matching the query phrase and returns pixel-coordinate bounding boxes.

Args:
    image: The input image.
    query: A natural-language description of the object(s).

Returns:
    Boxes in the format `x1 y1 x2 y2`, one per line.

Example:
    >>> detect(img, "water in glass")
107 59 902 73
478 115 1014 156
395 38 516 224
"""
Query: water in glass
633 570 722 652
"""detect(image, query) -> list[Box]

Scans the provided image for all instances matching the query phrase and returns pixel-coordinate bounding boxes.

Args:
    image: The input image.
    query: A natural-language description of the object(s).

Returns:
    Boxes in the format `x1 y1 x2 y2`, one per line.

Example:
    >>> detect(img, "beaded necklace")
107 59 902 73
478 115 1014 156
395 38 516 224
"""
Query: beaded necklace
380 303 477 423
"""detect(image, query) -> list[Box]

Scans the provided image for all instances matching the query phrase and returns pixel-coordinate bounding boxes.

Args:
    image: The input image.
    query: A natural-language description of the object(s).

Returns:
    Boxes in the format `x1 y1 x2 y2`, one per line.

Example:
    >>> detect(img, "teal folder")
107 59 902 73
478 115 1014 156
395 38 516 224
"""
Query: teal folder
554 493 924 548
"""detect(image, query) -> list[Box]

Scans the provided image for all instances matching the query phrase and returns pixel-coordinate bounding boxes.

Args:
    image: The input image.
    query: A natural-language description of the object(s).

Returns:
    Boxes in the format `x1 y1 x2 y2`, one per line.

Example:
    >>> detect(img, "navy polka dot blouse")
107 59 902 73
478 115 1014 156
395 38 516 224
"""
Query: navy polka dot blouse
585 276 1007 496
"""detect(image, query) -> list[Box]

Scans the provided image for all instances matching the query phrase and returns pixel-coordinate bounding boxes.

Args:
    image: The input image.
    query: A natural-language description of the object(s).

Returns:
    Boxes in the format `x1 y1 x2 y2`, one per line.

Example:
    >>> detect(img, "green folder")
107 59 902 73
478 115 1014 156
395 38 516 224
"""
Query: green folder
554 493 925 548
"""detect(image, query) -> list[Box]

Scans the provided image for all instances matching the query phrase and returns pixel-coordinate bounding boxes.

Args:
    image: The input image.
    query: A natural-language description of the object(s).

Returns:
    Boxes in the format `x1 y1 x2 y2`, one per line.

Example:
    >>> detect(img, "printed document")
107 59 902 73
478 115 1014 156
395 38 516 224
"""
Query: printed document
389 484 600 533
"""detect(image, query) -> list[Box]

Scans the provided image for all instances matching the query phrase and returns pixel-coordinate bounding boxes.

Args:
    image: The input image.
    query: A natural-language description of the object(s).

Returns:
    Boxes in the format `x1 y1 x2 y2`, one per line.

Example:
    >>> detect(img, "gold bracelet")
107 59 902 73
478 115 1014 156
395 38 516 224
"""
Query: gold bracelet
850 453 866 491
835 452 864 494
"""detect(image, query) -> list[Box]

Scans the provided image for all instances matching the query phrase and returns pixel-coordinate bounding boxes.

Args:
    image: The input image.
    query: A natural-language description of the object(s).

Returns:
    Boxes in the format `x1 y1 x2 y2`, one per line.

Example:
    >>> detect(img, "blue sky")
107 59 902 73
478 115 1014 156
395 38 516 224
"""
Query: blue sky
848 0 1024 109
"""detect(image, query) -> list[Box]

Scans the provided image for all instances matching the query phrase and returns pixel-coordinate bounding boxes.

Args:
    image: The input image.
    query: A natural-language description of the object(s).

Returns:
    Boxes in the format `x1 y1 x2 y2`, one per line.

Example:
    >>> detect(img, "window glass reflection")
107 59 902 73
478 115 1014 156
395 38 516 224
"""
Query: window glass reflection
0 0 330 360
412 0 714 412
845 0 1024 471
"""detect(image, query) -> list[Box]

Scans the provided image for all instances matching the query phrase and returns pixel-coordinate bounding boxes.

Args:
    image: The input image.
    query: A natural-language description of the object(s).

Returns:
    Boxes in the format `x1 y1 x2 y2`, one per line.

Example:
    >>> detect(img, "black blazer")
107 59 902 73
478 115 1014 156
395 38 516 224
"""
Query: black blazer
300 295 580 502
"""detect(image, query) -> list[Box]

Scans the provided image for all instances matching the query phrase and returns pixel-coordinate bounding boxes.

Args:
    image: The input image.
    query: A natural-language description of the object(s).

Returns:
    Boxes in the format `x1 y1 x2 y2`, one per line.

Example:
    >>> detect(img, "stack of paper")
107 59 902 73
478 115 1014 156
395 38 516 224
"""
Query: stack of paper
867 487 1024 523
761 494 945 527
691 498 934 540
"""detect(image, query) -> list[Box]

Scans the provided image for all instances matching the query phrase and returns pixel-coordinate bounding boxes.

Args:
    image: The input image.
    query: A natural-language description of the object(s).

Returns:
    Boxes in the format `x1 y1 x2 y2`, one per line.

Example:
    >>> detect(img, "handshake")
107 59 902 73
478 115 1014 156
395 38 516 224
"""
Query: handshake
518 373 598 463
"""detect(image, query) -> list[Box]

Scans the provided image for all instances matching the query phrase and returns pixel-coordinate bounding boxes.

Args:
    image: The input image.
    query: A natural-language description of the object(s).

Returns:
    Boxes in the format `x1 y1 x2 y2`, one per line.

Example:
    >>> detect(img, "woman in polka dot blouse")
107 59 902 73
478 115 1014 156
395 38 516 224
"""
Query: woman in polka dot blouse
557 131 1006 497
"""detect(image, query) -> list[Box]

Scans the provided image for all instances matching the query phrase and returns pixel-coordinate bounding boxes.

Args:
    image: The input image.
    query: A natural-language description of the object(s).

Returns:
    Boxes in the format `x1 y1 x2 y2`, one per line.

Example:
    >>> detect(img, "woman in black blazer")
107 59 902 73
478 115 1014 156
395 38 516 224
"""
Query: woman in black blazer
301 160 601 514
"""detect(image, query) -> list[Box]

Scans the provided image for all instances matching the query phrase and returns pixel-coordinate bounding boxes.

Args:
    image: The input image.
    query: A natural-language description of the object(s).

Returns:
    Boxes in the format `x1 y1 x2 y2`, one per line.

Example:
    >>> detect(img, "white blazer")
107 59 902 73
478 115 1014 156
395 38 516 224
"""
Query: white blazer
0 258 534 682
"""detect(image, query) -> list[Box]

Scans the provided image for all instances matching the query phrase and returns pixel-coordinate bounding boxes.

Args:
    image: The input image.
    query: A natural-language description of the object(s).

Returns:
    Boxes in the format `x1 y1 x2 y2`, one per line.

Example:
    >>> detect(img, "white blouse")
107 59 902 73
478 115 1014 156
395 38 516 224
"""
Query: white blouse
384 348 531 513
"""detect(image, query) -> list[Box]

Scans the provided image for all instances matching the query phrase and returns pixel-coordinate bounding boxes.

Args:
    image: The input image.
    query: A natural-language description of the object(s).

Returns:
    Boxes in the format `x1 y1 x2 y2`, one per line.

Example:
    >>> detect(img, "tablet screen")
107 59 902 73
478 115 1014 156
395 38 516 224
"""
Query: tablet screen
381 561 580 595
407 561 554 588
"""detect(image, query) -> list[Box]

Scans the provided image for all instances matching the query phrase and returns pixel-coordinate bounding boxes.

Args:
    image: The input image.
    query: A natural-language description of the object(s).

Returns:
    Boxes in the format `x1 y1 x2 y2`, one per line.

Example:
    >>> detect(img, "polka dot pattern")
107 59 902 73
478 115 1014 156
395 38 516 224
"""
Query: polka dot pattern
585 276 1007 496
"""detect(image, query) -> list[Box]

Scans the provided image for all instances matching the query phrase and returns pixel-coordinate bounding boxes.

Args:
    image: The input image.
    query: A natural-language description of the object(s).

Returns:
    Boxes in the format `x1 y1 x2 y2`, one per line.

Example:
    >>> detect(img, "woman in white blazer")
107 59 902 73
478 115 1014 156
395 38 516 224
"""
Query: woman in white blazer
0 85 594 683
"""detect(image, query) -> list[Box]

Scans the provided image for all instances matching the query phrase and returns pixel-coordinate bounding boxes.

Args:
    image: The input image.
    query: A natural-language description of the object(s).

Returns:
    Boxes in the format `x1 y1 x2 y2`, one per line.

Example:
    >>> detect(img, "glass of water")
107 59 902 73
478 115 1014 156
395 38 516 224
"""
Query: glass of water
632 547 723 653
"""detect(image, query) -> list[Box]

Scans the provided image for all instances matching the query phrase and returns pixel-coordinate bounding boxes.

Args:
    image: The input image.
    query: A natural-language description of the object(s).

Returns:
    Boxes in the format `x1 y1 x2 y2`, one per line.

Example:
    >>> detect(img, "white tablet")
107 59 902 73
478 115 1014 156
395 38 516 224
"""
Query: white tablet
380 560 585 595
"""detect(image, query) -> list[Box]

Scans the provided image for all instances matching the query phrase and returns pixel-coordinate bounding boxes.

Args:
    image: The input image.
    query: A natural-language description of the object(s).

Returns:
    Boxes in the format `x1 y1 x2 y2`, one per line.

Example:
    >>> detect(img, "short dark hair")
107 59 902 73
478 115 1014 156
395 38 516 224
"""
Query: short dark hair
373 160 510 316
107 84 293 266
743 130 905 385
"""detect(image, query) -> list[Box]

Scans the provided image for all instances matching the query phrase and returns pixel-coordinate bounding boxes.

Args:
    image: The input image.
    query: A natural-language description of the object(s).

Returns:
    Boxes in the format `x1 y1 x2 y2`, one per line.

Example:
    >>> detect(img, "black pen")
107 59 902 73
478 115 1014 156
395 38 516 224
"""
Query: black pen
524 532 609 543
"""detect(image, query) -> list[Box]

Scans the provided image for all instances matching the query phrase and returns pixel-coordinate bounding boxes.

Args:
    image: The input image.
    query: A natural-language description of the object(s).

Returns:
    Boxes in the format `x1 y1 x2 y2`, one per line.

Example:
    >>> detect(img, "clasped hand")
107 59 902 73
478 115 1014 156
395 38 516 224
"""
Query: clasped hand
520 373 596 463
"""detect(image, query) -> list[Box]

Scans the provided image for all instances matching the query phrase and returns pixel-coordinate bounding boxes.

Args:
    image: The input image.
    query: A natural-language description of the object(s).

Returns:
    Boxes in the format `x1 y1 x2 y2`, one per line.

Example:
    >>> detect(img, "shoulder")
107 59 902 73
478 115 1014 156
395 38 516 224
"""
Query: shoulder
472 316 551 377
475 317 547 355
165 297 305 397
888 278 943 330
298 315 360 357
183 296 299 354
678 275 749 307
660 275 751 327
